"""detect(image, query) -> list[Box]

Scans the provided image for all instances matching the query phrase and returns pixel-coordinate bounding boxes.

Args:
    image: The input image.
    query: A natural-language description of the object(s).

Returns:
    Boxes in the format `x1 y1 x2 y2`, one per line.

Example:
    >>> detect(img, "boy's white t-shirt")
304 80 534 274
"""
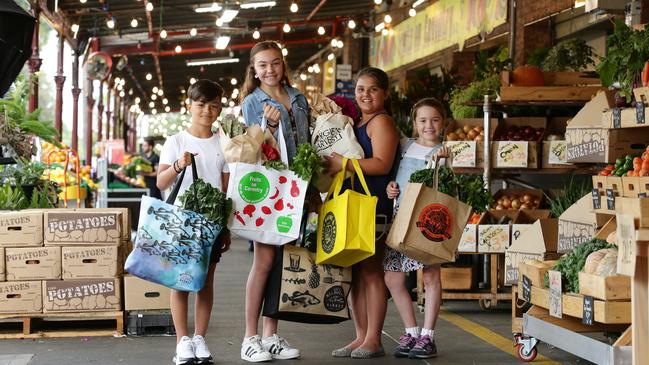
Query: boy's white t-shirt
159 130 229 205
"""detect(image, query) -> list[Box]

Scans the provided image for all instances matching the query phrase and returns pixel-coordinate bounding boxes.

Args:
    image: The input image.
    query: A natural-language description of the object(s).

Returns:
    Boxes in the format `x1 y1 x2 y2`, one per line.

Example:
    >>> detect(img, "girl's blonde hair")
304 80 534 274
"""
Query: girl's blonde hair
410 97 447 139
239 41 292 103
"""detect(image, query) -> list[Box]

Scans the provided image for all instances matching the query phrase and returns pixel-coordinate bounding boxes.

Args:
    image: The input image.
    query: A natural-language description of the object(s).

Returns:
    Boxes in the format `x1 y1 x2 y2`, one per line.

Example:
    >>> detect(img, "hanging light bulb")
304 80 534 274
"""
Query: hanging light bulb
135 97 141 104
215 18 224 27
252 29 260 39
229 101 235 107
151 108 157 115
80 0 87 3
175 45 182 53
336 40 344 48
331 38 338 47
106 16 115 29
384 14 392 24
317 26 325 35
149 101 155 108
146 2 153 12
153 86 159 93
145 73 153 81
160 29 167 38
409 8 417 17
300 73 307 81
190 77 197 85
328 53 335 61
382 28 388 36
290 2 298 12
283 23 291 33
165 106 171 112
180 107 186 114
373 0 382 4
231 77 237 85
71 23 79 33
348 20 356 29
130 18 138 28
190 28 197 37
308 66 314 73
158 89 164 96
162 98 169 105
221 97 228 104
282 48 288 56
151 94 157 100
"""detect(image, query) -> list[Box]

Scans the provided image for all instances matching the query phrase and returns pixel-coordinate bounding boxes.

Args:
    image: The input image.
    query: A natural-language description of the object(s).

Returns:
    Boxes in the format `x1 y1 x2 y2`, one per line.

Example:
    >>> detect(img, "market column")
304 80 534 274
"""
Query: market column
105 88 112 141
112 93 119 140
85 78 94 164
54 32 66 138
71 52 81 152
28 0 42 113
97 82 104 142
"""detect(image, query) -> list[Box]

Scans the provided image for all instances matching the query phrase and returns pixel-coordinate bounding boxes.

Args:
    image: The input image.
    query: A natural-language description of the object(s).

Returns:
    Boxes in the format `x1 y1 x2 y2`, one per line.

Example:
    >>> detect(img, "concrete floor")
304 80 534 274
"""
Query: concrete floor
0 240 592 365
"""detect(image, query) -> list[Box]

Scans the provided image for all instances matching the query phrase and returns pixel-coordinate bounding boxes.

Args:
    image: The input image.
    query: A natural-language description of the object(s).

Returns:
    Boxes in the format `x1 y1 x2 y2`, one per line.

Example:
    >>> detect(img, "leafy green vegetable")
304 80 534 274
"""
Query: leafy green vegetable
291 144 323 183
544 238 615 293
263 160 287 171
541 39 595 72
409 167 491 213
549 178 591 218
219 114 246 138
180 179 233 228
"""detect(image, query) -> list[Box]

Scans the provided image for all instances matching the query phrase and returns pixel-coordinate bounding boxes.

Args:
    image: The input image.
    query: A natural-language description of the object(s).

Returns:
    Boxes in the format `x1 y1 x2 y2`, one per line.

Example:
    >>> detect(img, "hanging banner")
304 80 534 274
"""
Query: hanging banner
370 0 508 72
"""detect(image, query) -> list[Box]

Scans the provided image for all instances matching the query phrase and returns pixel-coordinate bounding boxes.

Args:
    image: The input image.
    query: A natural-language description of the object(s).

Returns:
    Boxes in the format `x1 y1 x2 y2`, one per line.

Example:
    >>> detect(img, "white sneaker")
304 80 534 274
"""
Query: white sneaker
192 335 214 364
241 335 273 363
172 336 196 365
261 334 301 360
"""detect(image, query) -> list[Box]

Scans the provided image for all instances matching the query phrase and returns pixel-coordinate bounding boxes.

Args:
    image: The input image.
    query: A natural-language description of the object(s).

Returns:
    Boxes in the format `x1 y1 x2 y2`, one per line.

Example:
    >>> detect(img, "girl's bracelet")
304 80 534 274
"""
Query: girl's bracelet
173 160 182 173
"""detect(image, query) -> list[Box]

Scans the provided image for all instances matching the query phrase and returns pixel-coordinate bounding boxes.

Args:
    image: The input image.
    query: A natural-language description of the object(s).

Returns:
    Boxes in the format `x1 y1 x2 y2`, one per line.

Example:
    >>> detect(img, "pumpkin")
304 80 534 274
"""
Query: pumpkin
512 65 545 87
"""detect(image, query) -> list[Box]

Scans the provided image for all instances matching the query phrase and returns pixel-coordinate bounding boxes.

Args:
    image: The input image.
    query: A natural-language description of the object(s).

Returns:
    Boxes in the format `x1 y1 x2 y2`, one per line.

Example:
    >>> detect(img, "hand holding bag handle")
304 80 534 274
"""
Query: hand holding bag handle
166 154 198 204
329 157 372 199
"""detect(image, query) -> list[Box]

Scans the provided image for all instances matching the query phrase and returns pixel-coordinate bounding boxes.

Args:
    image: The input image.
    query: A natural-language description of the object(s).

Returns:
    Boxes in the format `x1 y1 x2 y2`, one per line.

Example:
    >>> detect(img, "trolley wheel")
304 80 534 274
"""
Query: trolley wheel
479 299 493 310
516 344 538 362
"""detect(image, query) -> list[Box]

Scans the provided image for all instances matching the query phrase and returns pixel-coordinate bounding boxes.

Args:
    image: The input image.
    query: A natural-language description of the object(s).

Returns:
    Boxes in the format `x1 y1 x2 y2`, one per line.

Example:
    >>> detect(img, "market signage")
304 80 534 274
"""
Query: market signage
370 0 507 72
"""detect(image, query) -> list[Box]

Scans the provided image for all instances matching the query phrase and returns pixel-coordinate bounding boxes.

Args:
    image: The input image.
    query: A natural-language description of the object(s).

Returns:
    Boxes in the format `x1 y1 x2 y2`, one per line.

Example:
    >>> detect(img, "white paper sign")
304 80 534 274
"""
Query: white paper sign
615 213 636 276
496 141 528 168
549 270 562 318
549 140 569 164
447 141 477 168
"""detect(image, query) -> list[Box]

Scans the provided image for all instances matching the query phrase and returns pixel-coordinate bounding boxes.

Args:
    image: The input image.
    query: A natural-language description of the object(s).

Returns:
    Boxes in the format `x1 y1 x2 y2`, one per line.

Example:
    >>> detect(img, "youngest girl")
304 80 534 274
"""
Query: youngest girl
384 98 449 359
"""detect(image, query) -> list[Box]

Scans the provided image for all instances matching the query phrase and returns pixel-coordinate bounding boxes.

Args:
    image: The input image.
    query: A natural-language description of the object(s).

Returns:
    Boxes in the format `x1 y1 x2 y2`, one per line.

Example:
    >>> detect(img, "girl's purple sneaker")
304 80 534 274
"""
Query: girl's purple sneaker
408 335 437 359
393 333 417 357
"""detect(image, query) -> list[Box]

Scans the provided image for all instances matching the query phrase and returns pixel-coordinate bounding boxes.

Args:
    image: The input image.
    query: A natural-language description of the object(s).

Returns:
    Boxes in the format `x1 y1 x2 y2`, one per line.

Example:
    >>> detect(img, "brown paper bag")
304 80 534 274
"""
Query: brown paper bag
220 124 264 163
386 160 472 264
309 93 342 126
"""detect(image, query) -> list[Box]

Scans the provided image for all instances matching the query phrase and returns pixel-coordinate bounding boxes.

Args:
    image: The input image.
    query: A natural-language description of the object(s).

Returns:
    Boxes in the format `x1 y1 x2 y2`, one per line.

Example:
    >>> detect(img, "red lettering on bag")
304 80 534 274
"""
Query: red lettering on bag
416 204 453 242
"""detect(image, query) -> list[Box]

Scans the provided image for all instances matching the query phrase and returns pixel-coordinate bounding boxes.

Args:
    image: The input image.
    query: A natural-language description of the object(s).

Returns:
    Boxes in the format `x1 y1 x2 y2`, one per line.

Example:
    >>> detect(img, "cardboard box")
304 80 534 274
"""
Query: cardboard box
62 246 121 279
477 210 517 253
79 208 131 241
492 188 544 211
601 106 649 129
124 275 171 311
511 210 552 246
42 278 121 312
0 211 43 247
44 211 122 246
5 247 61 280
0 247 4 281
558 193 603 253
622 176 649 198
491 118 546 169
542 140 571 167
505 218 559 285
444 118 497 168
0 281 42 313
458 224 477 252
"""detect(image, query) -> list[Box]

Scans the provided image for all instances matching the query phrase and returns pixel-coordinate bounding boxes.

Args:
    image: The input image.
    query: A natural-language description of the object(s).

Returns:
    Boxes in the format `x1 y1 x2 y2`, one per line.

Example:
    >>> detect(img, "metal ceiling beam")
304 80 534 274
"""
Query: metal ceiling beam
37 0 79 50
307 0 328 21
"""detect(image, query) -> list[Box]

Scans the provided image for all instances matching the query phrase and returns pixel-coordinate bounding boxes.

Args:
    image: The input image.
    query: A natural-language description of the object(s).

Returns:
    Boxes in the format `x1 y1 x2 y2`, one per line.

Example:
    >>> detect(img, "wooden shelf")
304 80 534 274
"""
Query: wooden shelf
452 166 601 176
463 100 588 107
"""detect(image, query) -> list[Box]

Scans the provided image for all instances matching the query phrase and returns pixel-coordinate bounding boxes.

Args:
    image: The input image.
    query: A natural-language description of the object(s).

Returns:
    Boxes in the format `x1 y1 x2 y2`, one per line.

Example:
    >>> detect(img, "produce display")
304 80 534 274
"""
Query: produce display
493 193 541 210
445 125 485 142
493 125 544 141
544 238 615 293
112 154 147 188
597 152 646 177
548 179 591 218
583 248 619 277
46 164 97 191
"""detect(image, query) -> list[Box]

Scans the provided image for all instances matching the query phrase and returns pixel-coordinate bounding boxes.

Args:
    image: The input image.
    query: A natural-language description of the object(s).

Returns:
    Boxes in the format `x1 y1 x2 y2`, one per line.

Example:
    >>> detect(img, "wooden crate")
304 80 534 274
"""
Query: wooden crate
578 272 631 300
616 197 649 227
633 242 648 365
500 71 603 102
0 311 124 339
518 260 557 288
441 266 473 291
519 285 631 324
623 176 649 198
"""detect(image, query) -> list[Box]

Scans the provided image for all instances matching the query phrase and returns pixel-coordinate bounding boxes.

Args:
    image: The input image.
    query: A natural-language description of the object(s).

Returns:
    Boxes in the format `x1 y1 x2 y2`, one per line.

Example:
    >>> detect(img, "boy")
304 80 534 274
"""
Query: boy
158 79 231 365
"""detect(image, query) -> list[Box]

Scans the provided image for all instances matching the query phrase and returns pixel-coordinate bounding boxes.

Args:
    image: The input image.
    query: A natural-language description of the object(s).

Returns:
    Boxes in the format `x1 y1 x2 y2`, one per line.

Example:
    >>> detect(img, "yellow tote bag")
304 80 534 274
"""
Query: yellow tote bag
316 158 377 267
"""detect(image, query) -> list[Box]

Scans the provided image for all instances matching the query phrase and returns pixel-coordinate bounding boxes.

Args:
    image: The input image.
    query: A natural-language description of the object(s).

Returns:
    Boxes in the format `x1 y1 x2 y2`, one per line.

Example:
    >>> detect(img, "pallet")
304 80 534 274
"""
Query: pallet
126 310 175 336
0 311 124 339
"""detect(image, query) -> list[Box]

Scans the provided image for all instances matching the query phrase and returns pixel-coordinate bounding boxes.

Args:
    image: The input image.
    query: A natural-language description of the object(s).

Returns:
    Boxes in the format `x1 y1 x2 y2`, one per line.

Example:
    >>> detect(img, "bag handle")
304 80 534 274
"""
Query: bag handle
349 159 372 197
166 154 198 204
261 116 289 165
326 157 348 201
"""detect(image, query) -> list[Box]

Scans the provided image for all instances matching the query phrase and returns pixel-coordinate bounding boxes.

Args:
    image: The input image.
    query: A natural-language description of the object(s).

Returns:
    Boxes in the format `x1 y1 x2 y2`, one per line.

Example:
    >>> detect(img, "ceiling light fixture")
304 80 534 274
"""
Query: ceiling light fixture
158 89 164 96
162 98 168 105
175 45 182 53
215 18 224 27
146 73 153 80
282 48 288 56
194 2 222 13
160 29 167 38
190 28 197 36
348 20 356 29
252 29 260 39
190 77 197 84
151 94 157 100
215 36 230 49
186 57 240 66
240 1 276 9
409 8 416 17
231 77 238 85
290 2 298 12
149 101 155 108
328 53 335 60
80 0 87 3
300 73 307 81
71 23 79 33
336 40 344 48
384 14 392 24
283 23 291 33
135 97 141 104
412 0 425 7
153 86 159 93
307 66 313 73
165 106 171 113
146 2 153 12
152 109 157 115
331 38 338 47
317 26 325 35
382 28 388 36
220 9 239 23
374 0 382 4
131 18 138 27
106 16 115 29
375 22 385 32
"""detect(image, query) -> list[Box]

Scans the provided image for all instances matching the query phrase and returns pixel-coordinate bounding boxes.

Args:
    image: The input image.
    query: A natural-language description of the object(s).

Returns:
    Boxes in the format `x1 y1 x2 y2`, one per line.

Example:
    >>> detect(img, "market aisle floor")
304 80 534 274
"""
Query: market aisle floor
0 239 588 365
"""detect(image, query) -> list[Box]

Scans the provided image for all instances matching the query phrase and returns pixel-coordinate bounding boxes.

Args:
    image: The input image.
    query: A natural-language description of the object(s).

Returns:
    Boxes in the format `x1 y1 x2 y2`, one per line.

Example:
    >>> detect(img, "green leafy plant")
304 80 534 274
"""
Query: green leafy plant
409 167 491 213
541 39 595 72
0 182 57 210
597 20 649 102
263 160 287 171
219 114 246 138
544 238 615 293
180 179 233 228
291 144 323 183
526 46 550 67
449 74 501 119
549 178 592 218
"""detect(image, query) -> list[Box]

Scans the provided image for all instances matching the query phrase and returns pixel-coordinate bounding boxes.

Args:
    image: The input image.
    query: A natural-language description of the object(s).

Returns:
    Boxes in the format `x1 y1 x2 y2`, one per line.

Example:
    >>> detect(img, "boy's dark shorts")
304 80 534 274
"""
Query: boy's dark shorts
209 231 226 264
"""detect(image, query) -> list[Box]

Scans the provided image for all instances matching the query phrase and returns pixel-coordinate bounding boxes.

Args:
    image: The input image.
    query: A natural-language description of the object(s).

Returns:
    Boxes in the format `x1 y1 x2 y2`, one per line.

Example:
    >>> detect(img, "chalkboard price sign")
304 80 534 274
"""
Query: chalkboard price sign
522 275 531 302
582 295 594 325
592 189 601 210
606 189 616 210
613 108 622 128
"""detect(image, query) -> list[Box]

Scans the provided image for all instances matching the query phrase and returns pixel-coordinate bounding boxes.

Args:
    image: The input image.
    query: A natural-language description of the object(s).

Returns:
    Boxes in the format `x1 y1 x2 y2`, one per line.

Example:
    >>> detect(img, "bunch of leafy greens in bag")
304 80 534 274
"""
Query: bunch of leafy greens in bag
291 144 323 183
263 160 287 171
180 179 232 228
409 167 491 213
543 238 615 293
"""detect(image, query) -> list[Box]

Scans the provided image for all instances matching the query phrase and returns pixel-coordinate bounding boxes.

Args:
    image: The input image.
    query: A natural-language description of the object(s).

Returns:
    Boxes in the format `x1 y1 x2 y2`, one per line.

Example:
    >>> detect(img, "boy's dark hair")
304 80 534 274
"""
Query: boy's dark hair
143 138 155 147
187 79 224 103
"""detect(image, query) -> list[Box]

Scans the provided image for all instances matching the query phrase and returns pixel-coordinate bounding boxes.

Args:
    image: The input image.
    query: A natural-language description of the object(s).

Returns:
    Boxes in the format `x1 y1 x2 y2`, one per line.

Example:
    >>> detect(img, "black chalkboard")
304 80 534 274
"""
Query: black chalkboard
613 108 622 128
522 275 531 302
639 192 647 198
636 102 645 124
582 295 594 325
592 189 601 210
606 188 616 210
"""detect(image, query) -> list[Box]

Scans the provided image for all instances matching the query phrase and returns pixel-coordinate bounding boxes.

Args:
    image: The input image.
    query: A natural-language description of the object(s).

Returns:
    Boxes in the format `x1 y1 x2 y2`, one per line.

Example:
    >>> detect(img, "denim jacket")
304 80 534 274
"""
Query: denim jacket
241 86 310 162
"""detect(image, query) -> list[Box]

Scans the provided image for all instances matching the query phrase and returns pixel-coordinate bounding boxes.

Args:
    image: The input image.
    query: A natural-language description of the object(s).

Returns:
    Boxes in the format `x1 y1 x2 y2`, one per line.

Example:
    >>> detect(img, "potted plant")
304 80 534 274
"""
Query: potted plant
541 38 595 72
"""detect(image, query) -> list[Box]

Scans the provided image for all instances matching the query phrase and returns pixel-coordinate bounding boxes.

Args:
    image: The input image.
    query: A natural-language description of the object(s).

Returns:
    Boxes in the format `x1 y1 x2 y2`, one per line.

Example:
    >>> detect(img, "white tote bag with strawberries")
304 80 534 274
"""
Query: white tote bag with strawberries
226 163 308 245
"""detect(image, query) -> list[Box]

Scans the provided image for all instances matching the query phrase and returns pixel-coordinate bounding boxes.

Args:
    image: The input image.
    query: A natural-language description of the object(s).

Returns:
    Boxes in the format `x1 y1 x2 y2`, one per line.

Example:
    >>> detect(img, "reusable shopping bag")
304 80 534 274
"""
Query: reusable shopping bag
386 158 472 264
262 240 352 324
124 156 221 292
316 158 377 267
311 113 365 192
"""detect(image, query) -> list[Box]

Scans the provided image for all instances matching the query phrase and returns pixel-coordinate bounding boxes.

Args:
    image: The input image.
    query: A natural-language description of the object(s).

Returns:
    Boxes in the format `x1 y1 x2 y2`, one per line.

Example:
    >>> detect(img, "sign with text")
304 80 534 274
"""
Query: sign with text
549 270 562 318
522 275 531 302
548 140 568 164
616 213 636 276
496 141 528 168
370 0 507 71
336 64 352 81
447 141 477 167
582 295 594 325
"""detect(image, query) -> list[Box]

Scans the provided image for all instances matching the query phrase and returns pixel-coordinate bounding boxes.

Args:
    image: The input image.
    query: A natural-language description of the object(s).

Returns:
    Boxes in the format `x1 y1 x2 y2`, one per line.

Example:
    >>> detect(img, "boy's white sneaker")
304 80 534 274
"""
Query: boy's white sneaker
172 336 196 365
192 335 214 364
241 335 273 363
261 334 301 360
